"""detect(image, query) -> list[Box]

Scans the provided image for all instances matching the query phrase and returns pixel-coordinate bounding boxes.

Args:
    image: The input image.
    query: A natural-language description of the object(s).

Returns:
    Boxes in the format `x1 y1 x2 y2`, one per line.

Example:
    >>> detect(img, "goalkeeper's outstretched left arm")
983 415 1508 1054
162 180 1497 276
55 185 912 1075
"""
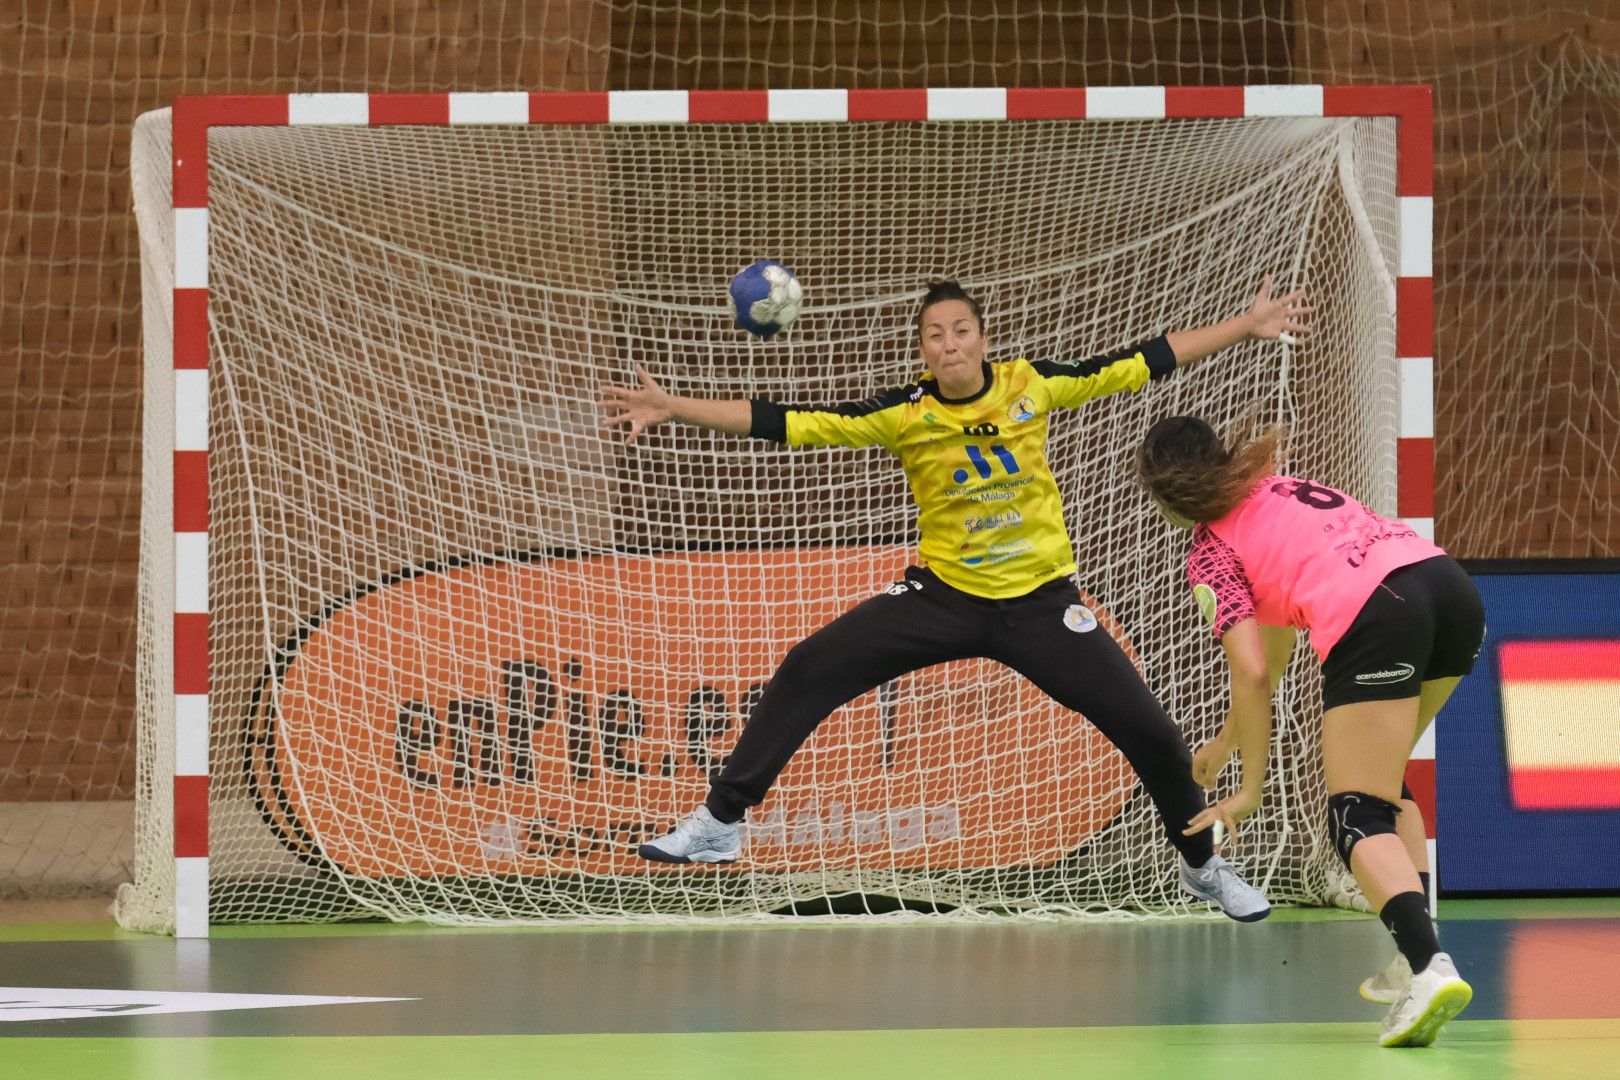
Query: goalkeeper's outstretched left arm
1166 275 1312 369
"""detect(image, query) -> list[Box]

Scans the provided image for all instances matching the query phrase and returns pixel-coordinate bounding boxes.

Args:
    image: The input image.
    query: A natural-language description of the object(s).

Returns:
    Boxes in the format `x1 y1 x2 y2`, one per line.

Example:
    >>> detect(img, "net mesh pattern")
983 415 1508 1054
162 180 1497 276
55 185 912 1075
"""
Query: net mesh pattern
126 109 1396 926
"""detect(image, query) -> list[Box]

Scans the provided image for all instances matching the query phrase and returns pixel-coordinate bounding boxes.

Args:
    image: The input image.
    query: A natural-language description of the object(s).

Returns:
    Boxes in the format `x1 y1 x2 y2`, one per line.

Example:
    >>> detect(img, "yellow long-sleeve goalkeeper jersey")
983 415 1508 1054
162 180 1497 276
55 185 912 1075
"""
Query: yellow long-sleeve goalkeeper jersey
748 336 1178 599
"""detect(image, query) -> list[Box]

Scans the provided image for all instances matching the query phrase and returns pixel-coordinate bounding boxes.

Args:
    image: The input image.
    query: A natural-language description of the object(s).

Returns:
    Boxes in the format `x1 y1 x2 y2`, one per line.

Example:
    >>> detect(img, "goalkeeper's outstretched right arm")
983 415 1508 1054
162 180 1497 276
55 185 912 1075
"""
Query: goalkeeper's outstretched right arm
600 362 753 441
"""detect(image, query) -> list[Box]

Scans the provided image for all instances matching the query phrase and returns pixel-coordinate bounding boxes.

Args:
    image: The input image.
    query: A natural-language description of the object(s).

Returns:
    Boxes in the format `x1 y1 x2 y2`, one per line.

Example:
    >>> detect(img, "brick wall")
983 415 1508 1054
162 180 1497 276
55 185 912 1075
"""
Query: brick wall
2 1 614 805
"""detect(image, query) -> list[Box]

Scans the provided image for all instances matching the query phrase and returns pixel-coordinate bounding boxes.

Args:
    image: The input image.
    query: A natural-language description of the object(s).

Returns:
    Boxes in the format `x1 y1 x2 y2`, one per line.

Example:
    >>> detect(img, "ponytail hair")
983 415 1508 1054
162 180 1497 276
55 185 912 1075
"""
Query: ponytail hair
1136 416 1288 524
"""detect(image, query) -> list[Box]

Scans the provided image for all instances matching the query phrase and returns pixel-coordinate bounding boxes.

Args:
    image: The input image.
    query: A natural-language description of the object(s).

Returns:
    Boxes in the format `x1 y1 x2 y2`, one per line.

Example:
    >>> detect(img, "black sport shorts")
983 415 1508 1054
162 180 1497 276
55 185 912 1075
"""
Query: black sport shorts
1319 555 1486 710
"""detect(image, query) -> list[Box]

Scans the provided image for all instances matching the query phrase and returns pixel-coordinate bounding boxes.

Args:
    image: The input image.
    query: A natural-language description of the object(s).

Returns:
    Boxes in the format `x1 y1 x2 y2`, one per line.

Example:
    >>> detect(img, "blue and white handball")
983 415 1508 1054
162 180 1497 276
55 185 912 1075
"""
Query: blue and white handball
727 259 803 338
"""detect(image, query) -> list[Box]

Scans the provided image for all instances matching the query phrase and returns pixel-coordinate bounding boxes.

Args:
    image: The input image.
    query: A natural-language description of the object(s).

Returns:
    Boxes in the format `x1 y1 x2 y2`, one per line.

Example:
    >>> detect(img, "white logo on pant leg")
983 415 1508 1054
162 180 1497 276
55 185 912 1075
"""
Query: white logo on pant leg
1063 604 1097 633
1353 663 1416 686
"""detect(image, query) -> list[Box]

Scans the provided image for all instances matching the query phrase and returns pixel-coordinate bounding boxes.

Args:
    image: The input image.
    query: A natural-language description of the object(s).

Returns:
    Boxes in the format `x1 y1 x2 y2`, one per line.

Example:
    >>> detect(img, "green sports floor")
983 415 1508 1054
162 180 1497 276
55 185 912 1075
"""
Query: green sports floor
1 898 1617 1079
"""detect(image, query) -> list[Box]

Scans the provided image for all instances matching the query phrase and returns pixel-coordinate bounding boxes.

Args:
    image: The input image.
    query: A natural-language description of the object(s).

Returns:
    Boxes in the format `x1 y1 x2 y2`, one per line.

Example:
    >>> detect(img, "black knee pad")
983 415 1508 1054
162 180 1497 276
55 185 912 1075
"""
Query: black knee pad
1327 791 1401 869
1400 781 1413 802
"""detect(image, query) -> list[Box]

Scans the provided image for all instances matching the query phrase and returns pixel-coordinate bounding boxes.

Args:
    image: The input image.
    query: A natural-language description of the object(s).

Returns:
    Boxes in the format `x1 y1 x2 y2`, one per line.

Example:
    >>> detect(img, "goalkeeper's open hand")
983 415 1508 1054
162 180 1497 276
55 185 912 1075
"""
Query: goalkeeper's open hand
1246 273 1312 342
600 363 673 442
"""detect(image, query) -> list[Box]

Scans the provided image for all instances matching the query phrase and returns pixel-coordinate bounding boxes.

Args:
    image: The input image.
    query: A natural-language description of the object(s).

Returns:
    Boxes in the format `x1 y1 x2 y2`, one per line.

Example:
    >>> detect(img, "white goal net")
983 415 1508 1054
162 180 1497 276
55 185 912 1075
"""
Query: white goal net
125 101 1398 928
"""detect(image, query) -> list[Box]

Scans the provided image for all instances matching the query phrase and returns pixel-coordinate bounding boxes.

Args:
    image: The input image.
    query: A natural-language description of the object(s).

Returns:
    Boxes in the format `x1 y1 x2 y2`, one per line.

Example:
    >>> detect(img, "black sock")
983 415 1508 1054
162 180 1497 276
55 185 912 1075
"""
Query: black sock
1417 870 1443 941
1380 891 1440 974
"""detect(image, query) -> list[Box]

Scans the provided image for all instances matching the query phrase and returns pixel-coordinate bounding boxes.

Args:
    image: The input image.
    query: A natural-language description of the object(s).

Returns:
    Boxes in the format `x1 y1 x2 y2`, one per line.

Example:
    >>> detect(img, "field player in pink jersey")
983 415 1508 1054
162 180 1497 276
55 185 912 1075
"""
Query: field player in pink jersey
1135 416 1486 1049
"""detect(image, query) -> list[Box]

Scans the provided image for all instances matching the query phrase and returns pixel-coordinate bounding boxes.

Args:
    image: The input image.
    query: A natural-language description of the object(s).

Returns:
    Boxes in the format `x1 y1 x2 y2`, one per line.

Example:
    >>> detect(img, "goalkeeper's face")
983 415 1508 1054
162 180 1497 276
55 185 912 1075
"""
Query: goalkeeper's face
917 299 988 397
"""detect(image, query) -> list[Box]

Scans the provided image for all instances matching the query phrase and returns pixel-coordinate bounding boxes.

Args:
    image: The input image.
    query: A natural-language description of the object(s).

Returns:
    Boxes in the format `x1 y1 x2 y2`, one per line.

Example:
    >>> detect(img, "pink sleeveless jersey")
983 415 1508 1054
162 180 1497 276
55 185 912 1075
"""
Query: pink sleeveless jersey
1185 475 1446 660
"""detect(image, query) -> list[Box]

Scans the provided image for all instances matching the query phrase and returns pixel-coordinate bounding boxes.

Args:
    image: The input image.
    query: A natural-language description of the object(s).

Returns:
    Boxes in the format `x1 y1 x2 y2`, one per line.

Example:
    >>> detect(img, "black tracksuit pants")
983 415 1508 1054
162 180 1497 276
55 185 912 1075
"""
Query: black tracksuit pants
704 566 1215 864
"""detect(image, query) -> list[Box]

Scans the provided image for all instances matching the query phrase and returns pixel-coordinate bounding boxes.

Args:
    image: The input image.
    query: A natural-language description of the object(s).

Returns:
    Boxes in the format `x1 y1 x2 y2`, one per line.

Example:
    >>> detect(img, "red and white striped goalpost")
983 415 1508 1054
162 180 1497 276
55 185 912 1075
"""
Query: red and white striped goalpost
167 85 1434 936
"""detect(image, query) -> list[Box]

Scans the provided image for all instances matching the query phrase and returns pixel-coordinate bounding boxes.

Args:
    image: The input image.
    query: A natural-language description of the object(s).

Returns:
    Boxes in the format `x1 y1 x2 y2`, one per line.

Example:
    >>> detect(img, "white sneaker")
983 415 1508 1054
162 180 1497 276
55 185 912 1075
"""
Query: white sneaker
1360 952 1412 1004
1380 952 1472 1047
1178 853 1271 922
637 806 741 865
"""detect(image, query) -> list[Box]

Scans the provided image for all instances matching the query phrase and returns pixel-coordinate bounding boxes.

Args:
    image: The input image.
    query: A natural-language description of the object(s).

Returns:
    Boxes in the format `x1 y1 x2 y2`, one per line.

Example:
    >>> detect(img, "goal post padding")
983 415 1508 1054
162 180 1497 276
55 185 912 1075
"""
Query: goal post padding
124 87 1431 933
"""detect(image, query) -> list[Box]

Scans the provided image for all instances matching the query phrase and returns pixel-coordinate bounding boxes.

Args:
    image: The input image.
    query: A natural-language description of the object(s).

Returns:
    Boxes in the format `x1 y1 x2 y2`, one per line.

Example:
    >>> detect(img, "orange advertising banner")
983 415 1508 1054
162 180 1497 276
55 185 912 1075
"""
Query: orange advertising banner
249 548 1138 878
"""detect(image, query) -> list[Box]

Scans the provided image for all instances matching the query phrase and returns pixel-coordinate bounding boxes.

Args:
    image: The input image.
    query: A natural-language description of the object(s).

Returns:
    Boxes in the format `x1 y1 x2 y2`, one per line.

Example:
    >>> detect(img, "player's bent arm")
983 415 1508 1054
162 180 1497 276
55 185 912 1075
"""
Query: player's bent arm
1220 617 1275 798
1261 623 1297 694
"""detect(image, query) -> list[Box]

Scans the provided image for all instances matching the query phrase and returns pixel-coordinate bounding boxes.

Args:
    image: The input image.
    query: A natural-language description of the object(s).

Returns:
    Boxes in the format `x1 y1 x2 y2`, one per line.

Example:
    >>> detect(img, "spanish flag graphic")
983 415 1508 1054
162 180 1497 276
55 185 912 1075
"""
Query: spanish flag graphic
1498 640 1620 810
